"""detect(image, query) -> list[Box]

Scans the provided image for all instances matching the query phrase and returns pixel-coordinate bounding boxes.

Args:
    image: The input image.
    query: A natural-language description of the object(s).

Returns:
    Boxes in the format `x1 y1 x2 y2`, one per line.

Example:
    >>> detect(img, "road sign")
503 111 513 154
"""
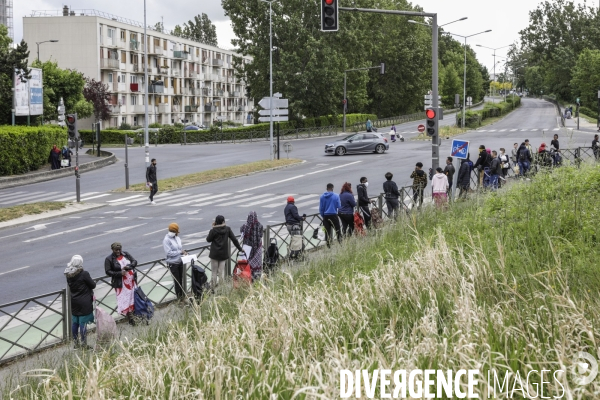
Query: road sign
259 116 289 122
467 96 472 102
417 124 425 133
258 97 288 109
451 139 470 159
258 109 289 116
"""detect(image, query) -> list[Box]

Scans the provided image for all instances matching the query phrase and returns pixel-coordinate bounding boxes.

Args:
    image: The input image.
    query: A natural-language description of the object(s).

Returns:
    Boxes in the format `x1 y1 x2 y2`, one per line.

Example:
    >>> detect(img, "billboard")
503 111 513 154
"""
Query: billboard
13 68 44 116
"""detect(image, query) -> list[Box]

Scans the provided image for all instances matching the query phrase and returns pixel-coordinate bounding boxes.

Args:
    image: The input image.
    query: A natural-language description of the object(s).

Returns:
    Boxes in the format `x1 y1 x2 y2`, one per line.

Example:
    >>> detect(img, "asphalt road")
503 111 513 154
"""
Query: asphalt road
0 98 596 305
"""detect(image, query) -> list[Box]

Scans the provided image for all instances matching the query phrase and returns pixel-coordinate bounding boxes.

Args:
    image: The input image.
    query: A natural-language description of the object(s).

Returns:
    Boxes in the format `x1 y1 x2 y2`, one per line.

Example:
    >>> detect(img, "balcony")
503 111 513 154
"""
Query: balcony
109 105 121 114
212 59 223 67
148 84 164 94
213 74 222 82
214 90 224 97
181 87 190 95
185 105 198 113
173 50 188 59
172 70 181 77
129 40 140 51
158 103 170 113
130 83 139 92
149 46 164 56
223 91 229 98
100 58 120 70
227 106 235 111
172 105 180 113
201 88 209 96
204 105 217 112
201 57 209 64
133 105 146 114
232 91 240 97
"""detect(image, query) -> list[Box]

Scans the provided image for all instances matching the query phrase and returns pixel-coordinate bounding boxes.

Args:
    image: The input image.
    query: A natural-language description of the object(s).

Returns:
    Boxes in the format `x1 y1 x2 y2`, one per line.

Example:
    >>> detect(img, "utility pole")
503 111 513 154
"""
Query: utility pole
143 0 150 167
261 0 276 160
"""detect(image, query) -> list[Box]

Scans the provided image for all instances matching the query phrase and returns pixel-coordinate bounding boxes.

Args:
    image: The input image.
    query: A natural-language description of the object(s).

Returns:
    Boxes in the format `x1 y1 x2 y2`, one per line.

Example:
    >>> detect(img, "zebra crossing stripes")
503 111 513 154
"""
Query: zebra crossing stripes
0 190 101 205
170 193 232 207
217 193 273 207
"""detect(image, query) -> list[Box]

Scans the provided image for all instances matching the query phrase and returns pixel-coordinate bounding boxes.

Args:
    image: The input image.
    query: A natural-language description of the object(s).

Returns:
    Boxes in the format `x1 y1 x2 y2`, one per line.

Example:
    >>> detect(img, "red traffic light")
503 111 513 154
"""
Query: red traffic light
324 0 334 4
66 115 76 124
425 109 436 119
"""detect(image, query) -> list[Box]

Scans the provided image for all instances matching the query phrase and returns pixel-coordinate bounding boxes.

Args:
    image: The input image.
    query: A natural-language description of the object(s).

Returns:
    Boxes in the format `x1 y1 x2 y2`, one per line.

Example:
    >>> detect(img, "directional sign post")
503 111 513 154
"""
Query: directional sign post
259 96 289 159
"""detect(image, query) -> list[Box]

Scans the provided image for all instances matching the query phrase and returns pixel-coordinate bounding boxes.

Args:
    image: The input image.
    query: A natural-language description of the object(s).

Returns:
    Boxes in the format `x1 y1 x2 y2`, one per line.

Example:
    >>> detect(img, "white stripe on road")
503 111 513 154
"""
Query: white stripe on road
107 195 144 203
294 198 322 208
171 193 232 207
260 194 315 208
499 129 507 132
53 192 99 202
217 193 272 207
520 129 528 131
143 228 166 236
531 129 538 131
3 192 64 204
510 129 518 132
0 191 59 204
125 193 190 207
553 128 560 131
478 130 487 132
192 194 247 207
24 223 106 243
68 223 147 244
488 129 497 132
0 191 25 200
237 161 362 193
0 266 30 276
79 193 112 201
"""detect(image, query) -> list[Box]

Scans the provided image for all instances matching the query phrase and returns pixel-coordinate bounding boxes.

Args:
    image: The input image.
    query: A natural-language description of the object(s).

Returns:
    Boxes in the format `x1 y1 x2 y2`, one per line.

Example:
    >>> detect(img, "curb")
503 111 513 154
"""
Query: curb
0 151 117 189
113 159 307 194
0 202 106 230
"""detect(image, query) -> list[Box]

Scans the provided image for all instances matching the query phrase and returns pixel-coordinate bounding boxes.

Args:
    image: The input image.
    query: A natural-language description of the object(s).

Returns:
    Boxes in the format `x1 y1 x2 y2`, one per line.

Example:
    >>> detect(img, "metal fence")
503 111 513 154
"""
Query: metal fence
181 125 339 145
349 112 425 133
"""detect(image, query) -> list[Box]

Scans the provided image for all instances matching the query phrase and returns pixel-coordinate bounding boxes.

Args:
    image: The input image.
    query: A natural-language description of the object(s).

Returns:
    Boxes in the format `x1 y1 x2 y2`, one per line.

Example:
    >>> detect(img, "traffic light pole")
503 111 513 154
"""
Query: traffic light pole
339 7 439 170
75 142 80 203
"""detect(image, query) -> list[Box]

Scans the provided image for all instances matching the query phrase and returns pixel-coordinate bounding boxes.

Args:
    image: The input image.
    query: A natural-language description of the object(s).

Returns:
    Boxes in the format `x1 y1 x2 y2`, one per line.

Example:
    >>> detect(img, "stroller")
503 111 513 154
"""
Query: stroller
233 252 251 288
190 259 209 300
289 224 304 260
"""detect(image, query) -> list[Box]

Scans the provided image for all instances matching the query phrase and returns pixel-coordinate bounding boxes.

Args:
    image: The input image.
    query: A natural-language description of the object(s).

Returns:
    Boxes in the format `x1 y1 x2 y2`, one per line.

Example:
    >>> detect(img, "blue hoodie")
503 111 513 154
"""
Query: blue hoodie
339 191 356 214
319 191 341 217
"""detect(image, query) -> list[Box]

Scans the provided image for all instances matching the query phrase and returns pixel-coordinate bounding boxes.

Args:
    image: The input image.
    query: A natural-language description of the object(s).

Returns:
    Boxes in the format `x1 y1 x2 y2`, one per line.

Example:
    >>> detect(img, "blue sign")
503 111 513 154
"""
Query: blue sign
30 88 43 104
451 139 470 159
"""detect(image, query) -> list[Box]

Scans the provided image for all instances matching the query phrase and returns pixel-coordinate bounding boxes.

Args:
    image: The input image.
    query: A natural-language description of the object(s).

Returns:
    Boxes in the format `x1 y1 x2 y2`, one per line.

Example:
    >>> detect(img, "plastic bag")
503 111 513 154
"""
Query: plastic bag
95 305 117 345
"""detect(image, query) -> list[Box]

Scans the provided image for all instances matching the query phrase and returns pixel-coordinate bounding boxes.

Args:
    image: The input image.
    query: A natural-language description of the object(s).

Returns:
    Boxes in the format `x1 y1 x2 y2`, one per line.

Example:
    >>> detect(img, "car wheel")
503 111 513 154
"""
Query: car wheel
375 144 385 154
335 146 346 156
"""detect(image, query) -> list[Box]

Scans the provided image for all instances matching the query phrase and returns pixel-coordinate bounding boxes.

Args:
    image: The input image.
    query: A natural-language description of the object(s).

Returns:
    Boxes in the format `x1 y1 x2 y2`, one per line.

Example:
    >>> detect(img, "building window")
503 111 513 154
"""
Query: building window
108 28 115 38
133 116 138 126
130 75 138 84
122 117 126 124
108 73 113 83
131 95 138 105
121 95 126 105
120 30 126 40
121 51 126 63
130 33 137 41
120 73 126 83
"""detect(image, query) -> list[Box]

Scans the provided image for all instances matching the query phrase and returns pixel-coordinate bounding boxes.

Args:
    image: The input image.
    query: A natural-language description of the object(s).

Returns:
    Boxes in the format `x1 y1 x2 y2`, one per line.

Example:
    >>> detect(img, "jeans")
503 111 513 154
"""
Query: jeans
323 214 342 247
149 181 158 201
489 174 499 190
210 259 227 287
72 322 88 344
458 185 469 199
359 205 371 228
518 161 530 176
385 198 400 219
168 262 184 298
338 213 354 236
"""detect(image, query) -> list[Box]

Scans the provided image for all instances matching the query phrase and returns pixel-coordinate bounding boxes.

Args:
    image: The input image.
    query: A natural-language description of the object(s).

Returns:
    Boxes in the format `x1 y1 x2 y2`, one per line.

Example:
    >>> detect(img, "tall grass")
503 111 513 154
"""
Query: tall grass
8 164 600 399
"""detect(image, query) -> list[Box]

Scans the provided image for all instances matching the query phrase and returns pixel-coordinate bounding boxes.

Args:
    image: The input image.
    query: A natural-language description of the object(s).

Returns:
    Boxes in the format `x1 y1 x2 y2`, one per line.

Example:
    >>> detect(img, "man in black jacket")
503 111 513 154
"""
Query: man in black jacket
146 158 158 204
357 177 371 228
457 155 472 200
473 145 490 188
284 196 305 234
489 151 502 190
383 172 400 219
443 157 455 198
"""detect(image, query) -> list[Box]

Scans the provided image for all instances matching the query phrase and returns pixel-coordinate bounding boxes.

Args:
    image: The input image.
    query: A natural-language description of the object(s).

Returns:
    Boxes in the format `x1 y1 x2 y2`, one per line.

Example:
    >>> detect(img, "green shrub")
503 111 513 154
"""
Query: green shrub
0 125 66 175
579 106 597 119
79 129 138 145
118 123 132 130
457 98 521 127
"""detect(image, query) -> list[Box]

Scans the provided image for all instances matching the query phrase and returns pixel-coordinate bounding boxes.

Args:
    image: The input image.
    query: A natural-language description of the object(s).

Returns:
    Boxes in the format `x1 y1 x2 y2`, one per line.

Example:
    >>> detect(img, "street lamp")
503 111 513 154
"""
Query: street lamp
261 0 278 161
36 40 58 62
476 44 510 102
446 30 492 128
408 17 467 27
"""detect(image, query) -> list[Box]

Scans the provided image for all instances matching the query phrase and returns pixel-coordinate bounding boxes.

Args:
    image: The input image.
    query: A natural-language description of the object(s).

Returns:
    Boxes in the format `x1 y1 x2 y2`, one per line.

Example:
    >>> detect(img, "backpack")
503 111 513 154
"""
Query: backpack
265 239 279 272
190 259 209 300
467 160 474 172
62 148 69 158
518 148 528 162
133 286 154 323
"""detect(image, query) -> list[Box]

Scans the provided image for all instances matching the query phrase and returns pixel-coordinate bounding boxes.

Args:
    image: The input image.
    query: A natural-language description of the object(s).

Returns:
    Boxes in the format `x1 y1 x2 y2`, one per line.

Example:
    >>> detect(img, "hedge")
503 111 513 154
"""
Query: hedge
0 125 67 176
456 97 521 128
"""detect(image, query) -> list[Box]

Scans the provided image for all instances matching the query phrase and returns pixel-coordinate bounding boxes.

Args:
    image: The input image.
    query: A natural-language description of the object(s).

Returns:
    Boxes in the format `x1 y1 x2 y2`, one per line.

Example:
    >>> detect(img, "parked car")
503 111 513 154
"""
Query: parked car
324 133 389 156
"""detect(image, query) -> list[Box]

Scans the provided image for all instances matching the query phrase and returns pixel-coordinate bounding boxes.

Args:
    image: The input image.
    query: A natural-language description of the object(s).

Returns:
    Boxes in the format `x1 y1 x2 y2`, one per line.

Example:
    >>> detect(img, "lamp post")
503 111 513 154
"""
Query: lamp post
36 40 58 62
261 0 278 161
445 30 492 128
143 0 150 167
475 44 510 102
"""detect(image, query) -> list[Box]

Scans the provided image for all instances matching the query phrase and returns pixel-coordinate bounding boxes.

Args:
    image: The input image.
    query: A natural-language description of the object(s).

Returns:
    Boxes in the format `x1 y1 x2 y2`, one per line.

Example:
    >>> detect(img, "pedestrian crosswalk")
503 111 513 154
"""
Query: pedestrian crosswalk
0 190 111 205
476 128 560 133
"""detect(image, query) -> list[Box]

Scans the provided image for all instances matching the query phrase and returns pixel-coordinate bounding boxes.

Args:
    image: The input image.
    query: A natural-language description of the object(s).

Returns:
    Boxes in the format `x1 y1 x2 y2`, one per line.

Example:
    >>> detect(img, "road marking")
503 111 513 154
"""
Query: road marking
488 129 497 132
260 194 315 208
217 193 273 207
24 223 106 243
478 130 487 132
237 161 362 193
510 129 518 132
172 193 232 207
53 192 99 202
143 228 166 236
107 195 144 203
0 191 63 204
68 223 147 244
531 129 538 131
499 129 507 132
0 266 30 276
133 193 192 207
294 198 321 208
79 193 111 201
553 128 560 131
0 191 25 200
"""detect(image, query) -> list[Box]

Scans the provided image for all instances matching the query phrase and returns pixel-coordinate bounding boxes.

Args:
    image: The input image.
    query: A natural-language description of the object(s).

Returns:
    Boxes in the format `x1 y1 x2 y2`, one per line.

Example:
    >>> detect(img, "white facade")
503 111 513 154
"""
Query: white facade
23 9 253 128
0 0 13 40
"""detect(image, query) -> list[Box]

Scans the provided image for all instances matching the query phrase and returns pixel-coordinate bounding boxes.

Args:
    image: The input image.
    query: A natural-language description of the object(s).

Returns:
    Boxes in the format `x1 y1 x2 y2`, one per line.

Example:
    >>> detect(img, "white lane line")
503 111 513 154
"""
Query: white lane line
294 198 321 208
192 194 247 207
553 128 560 131
488 129 497 132
217 193 273 207
0 191 63 204
68 223 147 244
0 191 25 200
260 194 316 208
107 195 144 203
143 228 167 236
79 193 112 201
171 193 232 207
478 130 487 132
520 129 528 131
24 223 106 243
53 192 99 202
135 193 191 207
237 161 362 193
499 129 507 132
510 129 518 132
531 129 538 131
0 191 49 203
0 266 30 276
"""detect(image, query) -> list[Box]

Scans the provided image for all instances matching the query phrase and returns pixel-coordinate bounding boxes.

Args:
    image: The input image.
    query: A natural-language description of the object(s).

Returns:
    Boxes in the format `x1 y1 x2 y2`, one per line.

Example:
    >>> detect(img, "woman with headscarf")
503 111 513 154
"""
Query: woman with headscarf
240 211 264 281
48 144 61 170
64 255 96 349
206 215 243 288
104 242 138 325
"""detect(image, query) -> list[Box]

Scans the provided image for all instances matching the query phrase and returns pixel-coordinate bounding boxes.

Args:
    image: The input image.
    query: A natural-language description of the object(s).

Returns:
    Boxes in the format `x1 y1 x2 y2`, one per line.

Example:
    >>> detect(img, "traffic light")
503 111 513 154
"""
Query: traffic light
57 97 65 127
425 108 438 137
321 0 338 32
66 113 79 141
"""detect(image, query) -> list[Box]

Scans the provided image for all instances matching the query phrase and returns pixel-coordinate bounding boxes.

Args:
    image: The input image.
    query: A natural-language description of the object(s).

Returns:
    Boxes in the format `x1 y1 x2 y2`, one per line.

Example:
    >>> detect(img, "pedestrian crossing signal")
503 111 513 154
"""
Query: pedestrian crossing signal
426 108 438 137
321 0 338 32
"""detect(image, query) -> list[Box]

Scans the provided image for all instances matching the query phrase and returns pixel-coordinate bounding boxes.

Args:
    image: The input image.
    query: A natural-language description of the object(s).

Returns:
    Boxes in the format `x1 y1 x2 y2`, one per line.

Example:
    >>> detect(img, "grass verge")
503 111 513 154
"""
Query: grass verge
8 163 600 398
0 202 67 223
113 158 303 192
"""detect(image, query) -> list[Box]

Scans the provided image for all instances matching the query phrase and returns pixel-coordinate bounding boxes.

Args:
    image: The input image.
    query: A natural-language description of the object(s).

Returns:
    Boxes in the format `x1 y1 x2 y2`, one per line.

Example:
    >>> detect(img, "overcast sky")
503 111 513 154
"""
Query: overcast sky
14 0 594 71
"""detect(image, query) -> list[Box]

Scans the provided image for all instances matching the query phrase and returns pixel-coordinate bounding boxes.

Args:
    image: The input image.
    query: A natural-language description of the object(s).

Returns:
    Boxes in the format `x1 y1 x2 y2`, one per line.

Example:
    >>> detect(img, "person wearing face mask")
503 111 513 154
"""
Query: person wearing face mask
357 177 371 228
163 223 188 300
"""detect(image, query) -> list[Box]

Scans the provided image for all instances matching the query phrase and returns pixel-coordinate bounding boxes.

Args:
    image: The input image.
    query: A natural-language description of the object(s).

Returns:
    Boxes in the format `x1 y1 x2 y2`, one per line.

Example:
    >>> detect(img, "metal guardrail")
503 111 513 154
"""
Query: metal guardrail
350 112 425 133
180 126 339 145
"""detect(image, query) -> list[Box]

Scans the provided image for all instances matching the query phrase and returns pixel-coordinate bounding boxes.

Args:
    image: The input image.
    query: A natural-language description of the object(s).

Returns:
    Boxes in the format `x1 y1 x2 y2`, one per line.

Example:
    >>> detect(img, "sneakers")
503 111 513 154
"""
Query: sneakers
150 201 156 205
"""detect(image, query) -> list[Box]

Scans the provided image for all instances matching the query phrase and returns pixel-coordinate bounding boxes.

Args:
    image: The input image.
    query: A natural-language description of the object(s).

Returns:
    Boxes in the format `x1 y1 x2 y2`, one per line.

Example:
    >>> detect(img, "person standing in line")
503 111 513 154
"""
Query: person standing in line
207 215 243 288
410 163 427 209
146 158 158 205
473 145 490 187
498 148 510 186
48 144 62 170
284 196 305 235
338 182 356 236
511 143 519 164
356 177 371 228
240 211 264 281
65 255 96 349
551 134 560 151
383 172 401 218
517 142 532 177
163 223 187 299
457 154 472 200
489 151 502 190
443 157 455 198
319 183 342 247
105 242 139 324
431 167 449 208
592 134 599 160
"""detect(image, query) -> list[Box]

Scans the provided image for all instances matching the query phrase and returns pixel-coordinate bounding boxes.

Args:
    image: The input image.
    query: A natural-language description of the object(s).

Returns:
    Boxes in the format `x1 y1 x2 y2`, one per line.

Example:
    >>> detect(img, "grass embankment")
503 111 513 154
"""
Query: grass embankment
114 159 302 192
0 202 67 223
10 164 600 398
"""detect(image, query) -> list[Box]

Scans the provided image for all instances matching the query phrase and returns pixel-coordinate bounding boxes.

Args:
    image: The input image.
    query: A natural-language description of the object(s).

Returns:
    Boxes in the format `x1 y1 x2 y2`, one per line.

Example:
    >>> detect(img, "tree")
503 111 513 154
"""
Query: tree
172 14 218 46
525 66 544 96
570 49 600 106
153 22 164 33
0 25 31 124
31 60 92 121
83 78 112 125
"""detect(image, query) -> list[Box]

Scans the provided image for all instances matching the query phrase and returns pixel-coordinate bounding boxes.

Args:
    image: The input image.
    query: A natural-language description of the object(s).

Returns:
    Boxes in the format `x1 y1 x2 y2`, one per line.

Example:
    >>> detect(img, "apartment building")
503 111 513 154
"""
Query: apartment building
0 0 13 40
23 7 253 128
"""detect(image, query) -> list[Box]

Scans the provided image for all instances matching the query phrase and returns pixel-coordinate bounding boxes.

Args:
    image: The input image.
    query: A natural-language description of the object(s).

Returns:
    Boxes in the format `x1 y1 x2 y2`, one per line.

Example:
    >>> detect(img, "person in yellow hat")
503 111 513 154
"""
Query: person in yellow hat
163 223 187 299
